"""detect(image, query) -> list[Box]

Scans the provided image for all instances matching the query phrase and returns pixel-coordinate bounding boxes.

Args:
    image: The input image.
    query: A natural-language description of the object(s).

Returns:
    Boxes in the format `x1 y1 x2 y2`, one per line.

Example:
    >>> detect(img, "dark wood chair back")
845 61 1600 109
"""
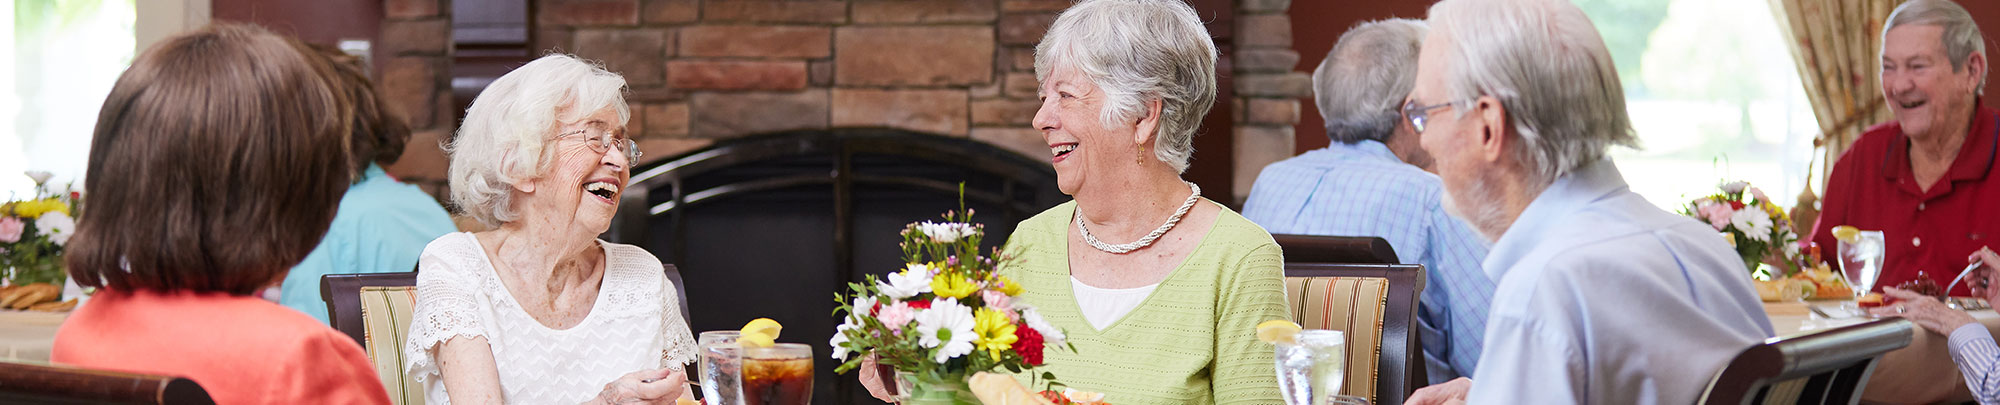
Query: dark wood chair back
1699 317 1913 405
1283 263 1425 405
322 271 420 347
1272 234 1400 264
0 361 213 404
322 266 693 347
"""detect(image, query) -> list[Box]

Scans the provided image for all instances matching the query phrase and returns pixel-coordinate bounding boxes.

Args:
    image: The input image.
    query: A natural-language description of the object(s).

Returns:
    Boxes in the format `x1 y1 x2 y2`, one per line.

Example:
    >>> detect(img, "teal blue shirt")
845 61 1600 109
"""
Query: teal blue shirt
280 163 456 323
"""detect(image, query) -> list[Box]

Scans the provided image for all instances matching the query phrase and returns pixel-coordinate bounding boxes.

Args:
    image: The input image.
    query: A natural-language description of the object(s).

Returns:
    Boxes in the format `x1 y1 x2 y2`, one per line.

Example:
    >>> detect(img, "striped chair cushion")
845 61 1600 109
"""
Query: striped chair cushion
1284 276 1387 404
360 286 424 405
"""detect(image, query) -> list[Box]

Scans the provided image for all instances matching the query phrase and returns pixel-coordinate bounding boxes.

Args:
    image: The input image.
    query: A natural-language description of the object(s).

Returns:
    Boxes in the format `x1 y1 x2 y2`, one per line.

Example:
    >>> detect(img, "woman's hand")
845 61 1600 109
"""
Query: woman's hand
1407 377 1472 405
1971 247 2000 306
858 355 899 403
589 368 689 405
1872 287 1979 335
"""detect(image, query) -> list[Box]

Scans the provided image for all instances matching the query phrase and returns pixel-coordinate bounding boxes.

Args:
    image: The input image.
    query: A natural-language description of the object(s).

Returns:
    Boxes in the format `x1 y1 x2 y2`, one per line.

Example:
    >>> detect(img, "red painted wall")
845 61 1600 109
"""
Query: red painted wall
1289 0 1433 154
1959 2 2000 98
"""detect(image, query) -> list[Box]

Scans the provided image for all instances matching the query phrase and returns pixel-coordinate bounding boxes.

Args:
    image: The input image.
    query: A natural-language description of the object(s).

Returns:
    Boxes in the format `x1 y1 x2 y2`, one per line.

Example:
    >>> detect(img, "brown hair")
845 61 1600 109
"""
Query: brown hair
67 23 353 296
304 42 412 173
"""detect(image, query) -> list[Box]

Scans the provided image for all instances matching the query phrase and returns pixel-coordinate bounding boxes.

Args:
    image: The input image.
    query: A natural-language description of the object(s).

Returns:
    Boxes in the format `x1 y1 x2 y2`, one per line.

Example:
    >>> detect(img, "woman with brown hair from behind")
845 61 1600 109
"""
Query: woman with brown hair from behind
51 22 390 404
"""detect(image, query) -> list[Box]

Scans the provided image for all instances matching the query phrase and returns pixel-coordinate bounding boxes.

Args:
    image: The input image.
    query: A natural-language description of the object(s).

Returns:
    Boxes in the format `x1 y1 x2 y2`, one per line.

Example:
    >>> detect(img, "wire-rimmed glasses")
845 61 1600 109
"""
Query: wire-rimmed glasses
556 127 642 162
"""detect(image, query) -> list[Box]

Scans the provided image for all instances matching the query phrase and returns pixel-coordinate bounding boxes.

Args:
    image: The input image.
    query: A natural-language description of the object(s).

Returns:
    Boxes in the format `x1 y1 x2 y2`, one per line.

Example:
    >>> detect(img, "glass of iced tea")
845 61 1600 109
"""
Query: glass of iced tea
739 343 813 405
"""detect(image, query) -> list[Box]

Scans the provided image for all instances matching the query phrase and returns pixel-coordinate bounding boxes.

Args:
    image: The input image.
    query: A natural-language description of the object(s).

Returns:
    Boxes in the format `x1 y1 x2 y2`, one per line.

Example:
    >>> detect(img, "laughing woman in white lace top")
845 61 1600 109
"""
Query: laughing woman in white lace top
403 54 697 404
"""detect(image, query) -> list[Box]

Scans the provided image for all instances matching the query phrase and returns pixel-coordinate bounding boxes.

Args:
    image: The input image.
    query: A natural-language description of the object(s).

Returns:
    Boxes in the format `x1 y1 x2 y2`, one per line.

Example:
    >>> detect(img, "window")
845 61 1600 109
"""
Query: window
2 0 135 198
1576 0 1819 210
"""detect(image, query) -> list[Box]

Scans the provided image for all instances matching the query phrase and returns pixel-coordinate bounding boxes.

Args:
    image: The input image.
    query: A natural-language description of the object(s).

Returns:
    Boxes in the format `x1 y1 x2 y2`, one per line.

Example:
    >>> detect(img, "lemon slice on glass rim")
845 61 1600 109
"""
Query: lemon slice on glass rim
1256 319 1302 344
1832 225 1861 243
739 318 782 348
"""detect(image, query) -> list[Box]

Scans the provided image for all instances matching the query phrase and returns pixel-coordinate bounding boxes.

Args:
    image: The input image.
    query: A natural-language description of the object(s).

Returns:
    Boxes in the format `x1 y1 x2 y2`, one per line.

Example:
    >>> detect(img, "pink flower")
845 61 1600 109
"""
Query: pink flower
877 301 916 332
0 216 23 243
1699 203 1734 231
1750 187 1769 203
981 290 1016 321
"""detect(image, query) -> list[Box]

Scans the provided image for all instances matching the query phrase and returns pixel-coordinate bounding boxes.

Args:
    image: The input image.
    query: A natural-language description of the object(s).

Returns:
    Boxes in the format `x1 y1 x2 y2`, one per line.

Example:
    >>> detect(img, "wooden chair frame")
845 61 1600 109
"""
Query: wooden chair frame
1284 262 1426 405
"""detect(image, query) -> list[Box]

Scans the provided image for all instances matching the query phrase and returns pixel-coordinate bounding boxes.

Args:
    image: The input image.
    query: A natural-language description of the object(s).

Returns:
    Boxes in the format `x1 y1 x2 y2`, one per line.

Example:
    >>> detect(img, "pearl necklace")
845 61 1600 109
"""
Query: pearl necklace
1077 181 1201 254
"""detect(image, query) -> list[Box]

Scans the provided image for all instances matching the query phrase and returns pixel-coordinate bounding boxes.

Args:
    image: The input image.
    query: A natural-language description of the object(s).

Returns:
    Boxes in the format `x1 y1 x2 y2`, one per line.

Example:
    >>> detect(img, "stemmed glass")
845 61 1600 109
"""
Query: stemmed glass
739 343 813 405
1275 330 1349 405
698 331 743 404
1838 230 1886 299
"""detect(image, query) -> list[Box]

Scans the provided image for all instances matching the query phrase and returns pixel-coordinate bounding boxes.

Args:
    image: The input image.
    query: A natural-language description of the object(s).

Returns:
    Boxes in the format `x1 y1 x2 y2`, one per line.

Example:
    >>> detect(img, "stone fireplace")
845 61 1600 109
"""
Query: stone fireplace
374 0 1310 206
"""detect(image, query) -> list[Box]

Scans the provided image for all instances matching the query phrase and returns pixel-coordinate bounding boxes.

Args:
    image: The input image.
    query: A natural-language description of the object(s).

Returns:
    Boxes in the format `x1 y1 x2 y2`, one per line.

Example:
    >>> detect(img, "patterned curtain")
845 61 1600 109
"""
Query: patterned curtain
1767 0 1900 232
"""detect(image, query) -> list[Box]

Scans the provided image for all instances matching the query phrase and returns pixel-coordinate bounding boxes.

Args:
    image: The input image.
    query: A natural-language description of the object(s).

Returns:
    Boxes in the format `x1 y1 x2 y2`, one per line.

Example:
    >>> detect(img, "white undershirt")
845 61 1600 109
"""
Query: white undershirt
1071 276 1160 330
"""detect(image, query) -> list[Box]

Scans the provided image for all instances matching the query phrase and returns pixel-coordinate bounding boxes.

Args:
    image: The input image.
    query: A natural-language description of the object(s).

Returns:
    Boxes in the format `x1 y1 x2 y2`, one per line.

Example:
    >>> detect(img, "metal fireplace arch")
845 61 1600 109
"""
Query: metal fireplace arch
606 128 1065 404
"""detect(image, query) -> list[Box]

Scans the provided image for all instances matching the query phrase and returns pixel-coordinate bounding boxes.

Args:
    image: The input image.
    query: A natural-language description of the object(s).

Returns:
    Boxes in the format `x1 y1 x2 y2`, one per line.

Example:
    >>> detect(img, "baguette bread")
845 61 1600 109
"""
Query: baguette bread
28 298 75 312
5 283 59 310
968 372 1055 405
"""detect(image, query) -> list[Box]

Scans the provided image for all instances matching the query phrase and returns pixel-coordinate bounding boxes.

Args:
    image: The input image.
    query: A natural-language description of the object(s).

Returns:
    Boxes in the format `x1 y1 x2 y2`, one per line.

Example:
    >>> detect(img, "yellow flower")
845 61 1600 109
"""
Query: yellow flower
932 273 979 299
7 199 67 219
972 308 1018 362
993 275 1023 296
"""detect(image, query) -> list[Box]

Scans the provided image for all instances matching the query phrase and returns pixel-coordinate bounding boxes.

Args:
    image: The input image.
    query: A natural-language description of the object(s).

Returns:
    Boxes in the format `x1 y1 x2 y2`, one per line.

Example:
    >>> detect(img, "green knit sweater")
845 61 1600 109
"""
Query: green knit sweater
1000 200 1289 404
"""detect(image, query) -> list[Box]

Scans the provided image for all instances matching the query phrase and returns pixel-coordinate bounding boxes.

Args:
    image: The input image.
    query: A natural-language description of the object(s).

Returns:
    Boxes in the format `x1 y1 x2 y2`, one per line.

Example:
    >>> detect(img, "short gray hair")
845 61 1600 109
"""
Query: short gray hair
1428 0 1638 186
448 54 630 227
1035 0 1217 174
1314 19 1428 144
1884 0 1988 93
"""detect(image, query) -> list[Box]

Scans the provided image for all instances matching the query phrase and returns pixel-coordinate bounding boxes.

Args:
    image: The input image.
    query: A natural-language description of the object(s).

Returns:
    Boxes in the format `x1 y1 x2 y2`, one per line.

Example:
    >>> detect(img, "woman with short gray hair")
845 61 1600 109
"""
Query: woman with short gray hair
862 0 1288 402
404 54 698 404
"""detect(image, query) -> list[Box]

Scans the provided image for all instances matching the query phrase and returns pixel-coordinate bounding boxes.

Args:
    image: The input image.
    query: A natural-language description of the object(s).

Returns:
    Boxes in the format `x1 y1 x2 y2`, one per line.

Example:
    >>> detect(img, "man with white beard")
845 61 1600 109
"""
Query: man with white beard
1400 0 1774 403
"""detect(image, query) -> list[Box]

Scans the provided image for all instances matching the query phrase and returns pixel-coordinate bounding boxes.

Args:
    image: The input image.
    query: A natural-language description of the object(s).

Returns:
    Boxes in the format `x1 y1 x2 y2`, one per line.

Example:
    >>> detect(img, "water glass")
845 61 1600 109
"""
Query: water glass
1838 230 1886 297
1275 329 1347 405
698 331 743 404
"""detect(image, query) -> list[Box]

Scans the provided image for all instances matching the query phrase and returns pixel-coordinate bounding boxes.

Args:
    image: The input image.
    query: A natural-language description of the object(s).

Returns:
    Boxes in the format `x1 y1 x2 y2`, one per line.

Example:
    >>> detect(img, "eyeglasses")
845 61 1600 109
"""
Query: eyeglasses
1401 98 1467 134
556 127 642 162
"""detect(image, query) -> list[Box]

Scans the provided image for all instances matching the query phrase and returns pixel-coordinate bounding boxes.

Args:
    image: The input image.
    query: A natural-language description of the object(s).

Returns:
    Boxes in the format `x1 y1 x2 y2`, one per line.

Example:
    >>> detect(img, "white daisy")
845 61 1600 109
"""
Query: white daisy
913 298 976 362
35 212 74 246
1730 206 1774 242
878 266 933 299
829 322 856 360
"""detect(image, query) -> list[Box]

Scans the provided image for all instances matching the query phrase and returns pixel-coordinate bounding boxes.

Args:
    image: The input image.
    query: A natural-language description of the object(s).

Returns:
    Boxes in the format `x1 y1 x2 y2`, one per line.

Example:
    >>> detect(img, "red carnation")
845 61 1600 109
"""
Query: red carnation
909 300 932 310
870 302 883 316
1728 201 1745 210
1014 322 1045 366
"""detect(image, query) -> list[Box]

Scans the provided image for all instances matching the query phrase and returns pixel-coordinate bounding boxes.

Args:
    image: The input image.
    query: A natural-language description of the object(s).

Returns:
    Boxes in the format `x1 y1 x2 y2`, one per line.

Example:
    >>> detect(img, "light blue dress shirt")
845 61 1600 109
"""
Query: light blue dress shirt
1465 159 1774 404
1241 140 1497 383
280 163 457 323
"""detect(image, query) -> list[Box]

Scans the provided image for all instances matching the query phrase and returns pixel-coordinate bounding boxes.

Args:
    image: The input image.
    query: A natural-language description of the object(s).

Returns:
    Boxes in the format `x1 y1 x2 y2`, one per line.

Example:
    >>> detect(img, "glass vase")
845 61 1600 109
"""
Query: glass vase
895 370 981 405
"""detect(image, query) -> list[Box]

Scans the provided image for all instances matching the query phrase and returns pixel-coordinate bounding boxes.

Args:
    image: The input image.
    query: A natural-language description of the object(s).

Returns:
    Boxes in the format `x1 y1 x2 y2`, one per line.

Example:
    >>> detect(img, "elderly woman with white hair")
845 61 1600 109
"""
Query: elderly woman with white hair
865 0 1289 402
403 54 697 404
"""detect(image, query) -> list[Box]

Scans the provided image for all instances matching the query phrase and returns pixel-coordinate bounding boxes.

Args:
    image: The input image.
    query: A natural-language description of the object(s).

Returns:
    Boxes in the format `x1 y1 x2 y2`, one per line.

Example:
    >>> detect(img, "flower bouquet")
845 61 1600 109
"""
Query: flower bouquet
2 171 79 287
1681 181 1800 277
829 210 1071 405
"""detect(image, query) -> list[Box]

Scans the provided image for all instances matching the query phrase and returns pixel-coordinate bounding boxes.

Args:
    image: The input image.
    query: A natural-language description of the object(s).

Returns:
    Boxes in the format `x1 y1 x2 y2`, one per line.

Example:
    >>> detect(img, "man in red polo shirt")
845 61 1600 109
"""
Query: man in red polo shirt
1812 0 1998 296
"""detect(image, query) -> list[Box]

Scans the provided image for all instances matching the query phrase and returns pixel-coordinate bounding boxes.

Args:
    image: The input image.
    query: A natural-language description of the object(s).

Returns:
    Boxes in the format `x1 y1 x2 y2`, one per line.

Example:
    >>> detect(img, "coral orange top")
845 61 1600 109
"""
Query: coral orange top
52 289 390 405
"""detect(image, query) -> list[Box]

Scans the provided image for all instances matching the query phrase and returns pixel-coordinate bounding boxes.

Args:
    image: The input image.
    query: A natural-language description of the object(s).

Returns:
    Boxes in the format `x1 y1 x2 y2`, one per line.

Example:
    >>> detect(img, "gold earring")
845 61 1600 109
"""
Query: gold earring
1137 145 1147 164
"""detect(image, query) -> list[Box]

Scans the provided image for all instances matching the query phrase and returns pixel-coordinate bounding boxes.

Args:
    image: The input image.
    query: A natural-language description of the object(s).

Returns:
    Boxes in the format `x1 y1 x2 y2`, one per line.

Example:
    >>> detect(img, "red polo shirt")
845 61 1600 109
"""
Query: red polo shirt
1811 105 2000 296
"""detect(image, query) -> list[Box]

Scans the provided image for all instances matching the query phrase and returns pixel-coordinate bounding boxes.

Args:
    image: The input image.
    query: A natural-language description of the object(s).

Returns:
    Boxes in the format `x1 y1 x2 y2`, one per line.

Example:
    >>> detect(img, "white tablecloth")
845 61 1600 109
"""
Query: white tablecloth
0 309 66 363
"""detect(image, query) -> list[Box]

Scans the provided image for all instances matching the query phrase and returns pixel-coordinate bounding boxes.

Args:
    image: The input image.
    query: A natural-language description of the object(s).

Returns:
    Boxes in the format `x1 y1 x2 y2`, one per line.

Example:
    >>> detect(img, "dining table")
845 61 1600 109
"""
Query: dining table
0 309 65 363
1765 299 1999 404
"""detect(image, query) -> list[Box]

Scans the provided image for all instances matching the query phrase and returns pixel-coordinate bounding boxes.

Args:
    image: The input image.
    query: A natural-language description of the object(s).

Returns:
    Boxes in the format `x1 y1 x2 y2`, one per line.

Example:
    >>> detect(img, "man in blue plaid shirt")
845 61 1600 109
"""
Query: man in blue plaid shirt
1241 18 1495 385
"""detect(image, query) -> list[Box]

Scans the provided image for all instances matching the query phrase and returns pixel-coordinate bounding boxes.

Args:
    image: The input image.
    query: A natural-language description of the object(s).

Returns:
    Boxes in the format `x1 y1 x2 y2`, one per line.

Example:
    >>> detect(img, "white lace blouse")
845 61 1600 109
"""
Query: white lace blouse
403 232 697 404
